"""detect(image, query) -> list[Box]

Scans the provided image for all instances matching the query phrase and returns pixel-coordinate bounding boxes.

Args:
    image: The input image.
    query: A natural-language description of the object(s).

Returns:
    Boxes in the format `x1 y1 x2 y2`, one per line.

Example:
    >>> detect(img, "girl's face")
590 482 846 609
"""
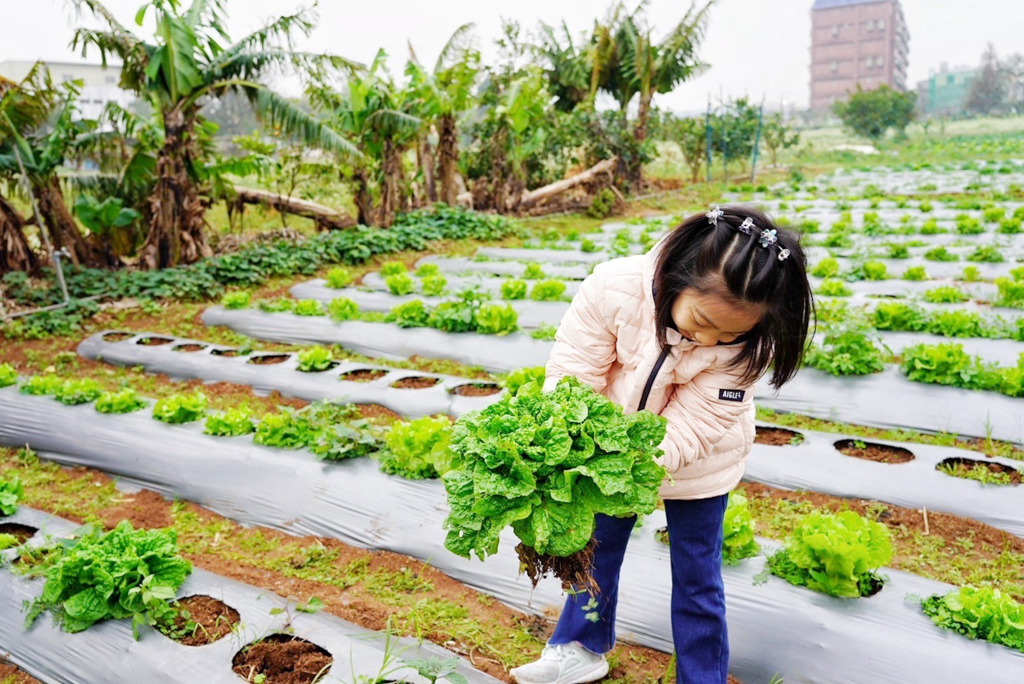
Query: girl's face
670 288 764 347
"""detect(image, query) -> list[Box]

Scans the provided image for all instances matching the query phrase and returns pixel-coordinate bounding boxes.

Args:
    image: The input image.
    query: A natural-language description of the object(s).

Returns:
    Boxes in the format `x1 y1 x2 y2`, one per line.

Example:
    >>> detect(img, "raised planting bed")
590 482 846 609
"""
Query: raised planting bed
0 391 1021 683
361 272 583 299
473 246 610 265
745 423 1024 537
289 280 569 330
0 507 500 684
757 366 1024 444
200 307 554 373
413 255 591 280
78 331 505 418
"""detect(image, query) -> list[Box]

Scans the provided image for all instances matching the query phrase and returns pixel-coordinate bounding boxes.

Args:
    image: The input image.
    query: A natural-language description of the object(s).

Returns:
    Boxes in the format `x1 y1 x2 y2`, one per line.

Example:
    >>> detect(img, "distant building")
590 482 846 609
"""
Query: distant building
0 60 135 120
916 64 977 116
810 0 910 111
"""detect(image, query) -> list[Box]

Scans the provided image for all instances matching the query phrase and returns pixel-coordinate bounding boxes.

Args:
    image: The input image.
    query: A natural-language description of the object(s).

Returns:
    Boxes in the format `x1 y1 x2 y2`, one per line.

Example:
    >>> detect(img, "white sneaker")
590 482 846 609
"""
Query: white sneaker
509 641 609 684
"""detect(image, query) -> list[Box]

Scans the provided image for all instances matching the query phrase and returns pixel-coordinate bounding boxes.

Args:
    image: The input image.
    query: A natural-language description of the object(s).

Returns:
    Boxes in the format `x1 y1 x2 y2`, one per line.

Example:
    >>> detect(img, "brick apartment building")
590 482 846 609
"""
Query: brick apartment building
810 0 910 111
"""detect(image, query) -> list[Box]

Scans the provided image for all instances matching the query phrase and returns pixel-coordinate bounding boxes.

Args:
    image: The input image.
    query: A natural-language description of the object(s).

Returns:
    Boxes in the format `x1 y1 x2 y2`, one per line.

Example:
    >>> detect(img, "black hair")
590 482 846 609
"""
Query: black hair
653 204 813 390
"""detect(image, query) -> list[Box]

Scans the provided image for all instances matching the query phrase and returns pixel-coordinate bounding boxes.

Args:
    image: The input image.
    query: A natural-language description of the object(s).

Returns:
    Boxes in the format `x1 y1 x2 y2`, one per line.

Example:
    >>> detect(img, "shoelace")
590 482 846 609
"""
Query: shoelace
542 643 572 661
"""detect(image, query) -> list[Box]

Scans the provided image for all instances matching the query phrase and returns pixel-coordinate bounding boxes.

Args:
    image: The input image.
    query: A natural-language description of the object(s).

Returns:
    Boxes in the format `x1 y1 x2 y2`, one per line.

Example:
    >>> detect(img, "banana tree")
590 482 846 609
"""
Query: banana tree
406 25 481 205
309 50 422 227
0 72 47 273
70 0 359 268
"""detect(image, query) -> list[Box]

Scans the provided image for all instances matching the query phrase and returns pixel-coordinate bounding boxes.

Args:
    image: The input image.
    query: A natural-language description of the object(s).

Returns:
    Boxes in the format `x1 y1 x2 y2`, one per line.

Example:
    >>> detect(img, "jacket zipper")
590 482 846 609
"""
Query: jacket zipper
637 346 672 411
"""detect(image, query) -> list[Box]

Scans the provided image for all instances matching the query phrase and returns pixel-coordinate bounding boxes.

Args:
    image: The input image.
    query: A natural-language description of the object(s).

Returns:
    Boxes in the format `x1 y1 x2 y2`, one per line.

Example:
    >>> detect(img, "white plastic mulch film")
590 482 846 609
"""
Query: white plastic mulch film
0 507 502 684
0 389 1022 683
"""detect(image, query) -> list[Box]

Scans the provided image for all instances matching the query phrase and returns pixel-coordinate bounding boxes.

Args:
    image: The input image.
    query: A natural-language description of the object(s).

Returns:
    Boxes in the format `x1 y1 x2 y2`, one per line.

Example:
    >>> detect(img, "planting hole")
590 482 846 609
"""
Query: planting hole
161 595 240 647
247 354 291 366
835 439 914 464
102 331 135 343
172 344 208 353
755 427 804 446
936 457 1021 486
232 633 333 683
356 404 403 421
859 576 885 597
449 382 502 397
299 361 339 373
653 526 669 546
390 376 441 390
339 368 387 383
211 349 248 358
136 336 174 346
0 523 38 545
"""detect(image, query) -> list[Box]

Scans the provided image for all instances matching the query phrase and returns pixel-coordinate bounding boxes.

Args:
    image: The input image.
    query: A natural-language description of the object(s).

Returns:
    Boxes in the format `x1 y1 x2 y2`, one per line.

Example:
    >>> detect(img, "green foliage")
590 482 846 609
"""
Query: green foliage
378 416 454 479
816 279 852 298
221 291 251 310
831 84 917 141
296 347 335 372
997 217 1023 234
966 245 1004 263
501 279 529 300
293 299 325 316
253 409 320 450
995 276 1024 308
95 388 148 414
982 207 1006 223
954 214 985 235
73 195 141 257
873 302 927 332
961 266 982 282
311 418 384 462
380 261 408 277
805 327 888 376
903 265 928 281
403 657 470 684
421 275 448 297
586 188 618 219
502 367 546 396
0 363 18 388
821 228 853 249
918 200 933 213
20 374 63 397
0 474 24 516
415 263 441 278
580 238 599 253
386 300 432 328
900 343 1024 397
529 280 567 302
938 461 1016 486
429 291 487 333
924 246 959 262
925 310 990 338
152 392 209 424
919 218 945 235
922 586 1024 653
23 521 191 637
722 493 760 566
385 273 415 296
886 243 910 259
204 407 256 437
257 298 295 313
442 377 667 561
529 323 559 341
54 379 103 406
327 297 361 322
766 511 892 598
923 285 969 304
474 303 519 336
325 267 354 289
861 261 888 281
522 263 546 280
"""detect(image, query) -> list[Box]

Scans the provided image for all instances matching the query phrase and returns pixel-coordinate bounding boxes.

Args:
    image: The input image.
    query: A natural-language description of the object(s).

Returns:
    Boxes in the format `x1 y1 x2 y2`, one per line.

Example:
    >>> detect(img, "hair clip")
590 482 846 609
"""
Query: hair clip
777 248 791 262
706 206 723 225
738 217 754 235
759 229 778 248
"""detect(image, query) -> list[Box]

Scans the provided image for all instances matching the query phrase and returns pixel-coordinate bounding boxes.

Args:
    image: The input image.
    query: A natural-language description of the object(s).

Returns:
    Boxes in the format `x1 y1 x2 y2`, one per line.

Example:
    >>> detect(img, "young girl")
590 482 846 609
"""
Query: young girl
510 205 812 684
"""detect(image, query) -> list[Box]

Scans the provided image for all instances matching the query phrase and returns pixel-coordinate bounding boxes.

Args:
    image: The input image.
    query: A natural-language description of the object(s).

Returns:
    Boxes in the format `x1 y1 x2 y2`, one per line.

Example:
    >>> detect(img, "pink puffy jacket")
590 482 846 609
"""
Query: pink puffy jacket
543 245 756 500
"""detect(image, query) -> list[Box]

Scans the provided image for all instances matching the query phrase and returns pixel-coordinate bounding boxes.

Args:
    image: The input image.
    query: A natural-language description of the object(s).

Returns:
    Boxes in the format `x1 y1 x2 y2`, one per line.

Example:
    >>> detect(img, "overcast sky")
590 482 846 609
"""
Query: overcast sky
1 0 1021 111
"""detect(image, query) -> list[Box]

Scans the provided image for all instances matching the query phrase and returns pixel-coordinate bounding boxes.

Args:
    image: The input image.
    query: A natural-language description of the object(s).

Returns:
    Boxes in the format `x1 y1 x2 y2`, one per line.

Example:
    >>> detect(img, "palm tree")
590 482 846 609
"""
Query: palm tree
70 0 359 268
407 25 481 206
308 50 421 227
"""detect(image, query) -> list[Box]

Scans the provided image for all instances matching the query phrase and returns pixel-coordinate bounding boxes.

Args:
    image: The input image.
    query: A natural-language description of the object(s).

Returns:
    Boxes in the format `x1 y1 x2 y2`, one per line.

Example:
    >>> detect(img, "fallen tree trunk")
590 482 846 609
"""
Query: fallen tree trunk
456 157 619 213
233 186 357 230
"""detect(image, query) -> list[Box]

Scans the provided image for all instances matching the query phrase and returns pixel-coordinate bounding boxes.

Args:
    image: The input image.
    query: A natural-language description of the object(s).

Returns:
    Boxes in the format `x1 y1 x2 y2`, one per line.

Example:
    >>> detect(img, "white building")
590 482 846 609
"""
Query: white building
0 60 136 120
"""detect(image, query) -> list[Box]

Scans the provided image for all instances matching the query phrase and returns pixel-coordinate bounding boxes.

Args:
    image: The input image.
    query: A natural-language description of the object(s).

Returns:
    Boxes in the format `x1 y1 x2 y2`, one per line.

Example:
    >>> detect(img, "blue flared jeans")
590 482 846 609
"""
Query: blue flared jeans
548 494 730 684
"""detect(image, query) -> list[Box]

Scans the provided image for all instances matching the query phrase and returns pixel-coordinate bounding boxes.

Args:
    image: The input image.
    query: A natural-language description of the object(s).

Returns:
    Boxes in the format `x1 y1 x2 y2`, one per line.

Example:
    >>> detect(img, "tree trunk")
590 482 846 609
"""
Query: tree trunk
419 135 437 204
232 186 356 230
353 167 376 227
629 94 652 188
34 177 103 268
0 194 37 274
437 115 459 206
139 109 211 269
378 140 402 228
517 157 619 211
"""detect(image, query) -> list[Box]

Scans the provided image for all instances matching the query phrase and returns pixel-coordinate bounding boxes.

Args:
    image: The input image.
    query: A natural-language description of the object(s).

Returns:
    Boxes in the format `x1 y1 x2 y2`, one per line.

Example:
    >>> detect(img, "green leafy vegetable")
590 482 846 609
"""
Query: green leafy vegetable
503 367 546 395
811 257 840 279
921 586 1024 653
386 300 432 328
293 299 325 316
501 279 528 300
805 328 888 376
923 285 968 304
522 263 546 280
529 280 567 302
902 266 928 281
474 303 519 336
253 409 320 450
378 415 453 479
152 392 209 424
257 298 295 313
385 273 415 296
95 388 148 414
20 374 64 397
0 474 24 516
325 266 354 289
297 347 335 372
327 297 361 322
421 274 448 297
722 492 760 565
816 279 852 298
221 291 251 309
0 363 16 388
380 261 408 277
530 323 558 341
204 407 256 437
415 263 440 278
54 379 103 405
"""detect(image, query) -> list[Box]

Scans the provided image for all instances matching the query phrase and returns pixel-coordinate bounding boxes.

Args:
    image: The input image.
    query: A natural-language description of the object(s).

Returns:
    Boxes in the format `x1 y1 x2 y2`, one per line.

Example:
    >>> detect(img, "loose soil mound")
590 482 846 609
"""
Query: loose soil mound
248 354 291 366
339 369 387 382
162 595 240 646
835 439 915 464
755 427 804 446
172 344 208 353
232 634 333 684
390 376 441 390
137 336 174 346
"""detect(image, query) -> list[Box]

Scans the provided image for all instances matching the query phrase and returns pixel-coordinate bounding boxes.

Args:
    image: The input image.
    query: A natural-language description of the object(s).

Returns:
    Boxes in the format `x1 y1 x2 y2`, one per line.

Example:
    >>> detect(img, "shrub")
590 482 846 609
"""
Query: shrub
502 366 546 395
923 286 969 304
0 363 18 388
204 407 256 437
924 246 958 262
523 263 546 280
529 280 567 302
152 392 208 424
922 586 1024 653
380 261 407 277
327 297 360 322
385 300 431 328
324 266 354 289
903 265 928 281
385 273 415 296
816 279 852 297
474 303 519 336
293 299 325 316
421 275 448 297
54 379 103 406
377 415 453 479
966 245 1004 263
95 388 148 414
862 261 888 281
297 347 335 372
501 279 529 300
766 511 892 598
414 263 440 277
811 257 840 278
221 291 251 309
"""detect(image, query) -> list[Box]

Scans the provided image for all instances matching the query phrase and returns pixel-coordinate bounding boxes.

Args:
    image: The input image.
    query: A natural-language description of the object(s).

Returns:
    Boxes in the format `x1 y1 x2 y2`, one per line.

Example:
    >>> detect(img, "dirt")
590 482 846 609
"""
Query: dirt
0 523 38 544
211 349 248 357
339 369 387 382
232 634 333 684
163 595 240 647
355 404 402 422
937 458 1022 485
754 426 803 446
171 344 208 353
451 383 503 397
835 439 915 464
98 489 174 530
137 336 174 346
517 540 598 595
248 354 292 365
101 332 135 342
390 376 441 390
0 660 42 684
